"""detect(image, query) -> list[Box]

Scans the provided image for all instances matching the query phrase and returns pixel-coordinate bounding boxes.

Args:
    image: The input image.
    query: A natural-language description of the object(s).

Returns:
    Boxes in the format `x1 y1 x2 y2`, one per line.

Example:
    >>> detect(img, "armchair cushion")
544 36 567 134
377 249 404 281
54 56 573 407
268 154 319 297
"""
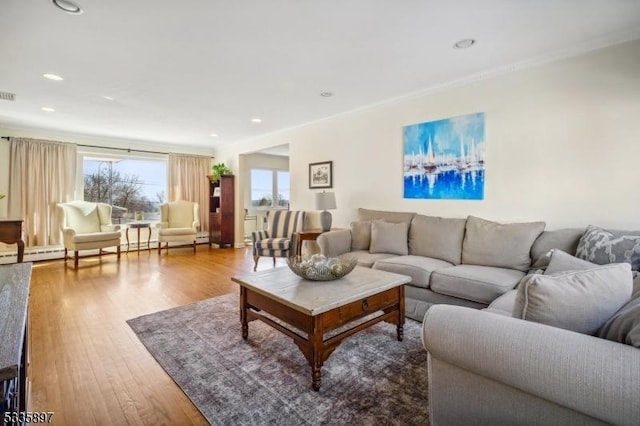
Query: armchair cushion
63 203 101 234
159 227 197 237
256 237 290 250
161 201 200 229
266 210 305 239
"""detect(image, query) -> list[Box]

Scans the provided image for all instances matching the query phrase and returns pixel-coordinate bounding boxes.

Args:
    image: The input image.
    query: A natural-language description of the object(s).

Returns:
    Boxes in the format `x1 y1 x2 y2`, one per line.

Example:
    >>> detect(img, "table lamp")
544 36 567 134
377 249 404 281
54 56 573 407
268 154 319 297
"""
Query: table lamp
315 191 336 232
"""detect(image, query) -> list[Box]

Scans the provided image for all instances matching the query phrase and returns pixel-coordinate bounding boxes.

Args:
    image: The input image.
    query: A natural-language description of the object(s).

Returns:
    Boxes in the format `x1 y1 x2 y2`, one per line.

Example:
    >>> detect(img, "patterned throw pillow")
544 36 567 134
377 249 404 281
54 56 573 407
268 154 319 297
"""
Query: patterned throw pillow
576 225 640 271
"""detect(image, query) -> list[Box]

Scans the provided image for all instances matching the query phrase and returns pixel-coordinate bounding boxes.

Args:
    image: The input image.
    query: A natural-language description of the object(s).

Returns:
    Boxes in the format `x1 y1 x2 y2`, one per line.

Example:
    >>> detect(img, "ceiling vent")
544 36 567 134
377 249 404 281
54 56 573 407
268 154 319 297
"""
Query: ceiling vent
0 92 16 101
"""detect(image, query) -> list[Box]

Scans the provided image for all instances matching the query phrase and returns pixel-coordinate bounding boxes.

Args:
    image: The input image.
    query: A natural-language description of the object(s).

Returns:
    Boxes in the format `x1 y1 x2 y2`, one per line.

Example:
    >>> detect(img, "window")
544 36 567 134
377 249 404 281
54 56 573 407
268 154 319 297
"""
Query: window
82 156 167 222
250 168 289 208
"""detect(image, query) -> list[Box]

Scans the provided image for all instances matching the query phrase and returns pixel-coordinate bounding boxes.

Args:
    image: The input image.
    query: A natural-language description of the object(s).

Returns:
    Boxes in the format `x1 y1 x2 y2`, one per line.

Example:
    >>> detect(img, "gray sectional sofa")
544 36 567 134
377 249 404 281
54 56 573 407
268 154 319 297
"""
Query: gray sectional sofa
317 208 583 321
319 208 640 424
423 249 640 425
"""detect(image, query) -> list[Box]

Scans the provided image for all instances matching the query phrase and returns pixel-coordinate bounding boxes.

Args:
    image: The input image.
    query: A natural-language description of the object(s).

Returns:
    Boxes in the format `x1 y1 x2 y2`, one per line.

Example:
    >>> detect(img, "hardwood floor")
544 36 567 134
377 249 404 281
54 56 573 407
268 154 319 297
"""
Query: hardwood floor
27 245 287 425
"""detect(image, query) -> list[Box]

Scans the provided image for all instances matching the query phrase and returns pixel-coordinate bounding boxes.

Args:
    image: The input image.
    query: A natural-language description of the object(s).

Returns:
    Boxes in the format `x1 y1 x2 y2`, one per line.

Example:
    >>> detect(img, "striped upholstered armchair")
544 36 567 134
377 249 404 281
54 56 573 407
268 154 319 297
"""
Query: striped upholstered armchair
252 210 306 271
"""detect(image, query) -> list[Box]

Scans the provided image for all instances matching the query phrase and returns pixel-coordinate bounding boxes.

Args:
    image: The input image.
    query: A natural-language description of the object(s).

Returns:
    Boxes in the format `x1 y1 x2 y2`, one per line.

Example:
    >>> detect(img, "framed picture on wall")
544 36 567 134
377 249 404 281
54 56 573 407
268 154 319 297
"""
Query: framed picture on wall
309 161 333 189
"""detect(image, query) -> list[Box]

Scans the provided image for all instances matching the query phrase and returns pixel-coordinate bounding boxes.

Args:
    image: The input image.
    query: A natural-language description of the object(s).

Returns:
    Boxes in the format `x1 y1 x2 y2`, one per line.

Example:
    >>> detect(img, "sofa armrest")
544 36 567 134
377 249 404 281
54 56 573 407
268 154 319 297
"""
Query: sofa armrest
61 227 76 237
100 224 121 232
317 230 352 258
422 305 640 426
156 221 169 229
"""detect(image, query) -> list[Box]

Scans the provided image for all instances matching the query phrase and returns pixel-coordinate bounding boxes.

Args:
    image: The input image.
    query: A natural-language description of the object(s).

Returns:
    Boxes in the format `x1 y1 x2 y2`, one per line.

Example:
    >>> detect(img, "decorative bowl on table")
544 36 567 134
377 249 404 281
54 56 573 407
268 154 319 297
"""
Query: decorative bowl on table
287 254 357 281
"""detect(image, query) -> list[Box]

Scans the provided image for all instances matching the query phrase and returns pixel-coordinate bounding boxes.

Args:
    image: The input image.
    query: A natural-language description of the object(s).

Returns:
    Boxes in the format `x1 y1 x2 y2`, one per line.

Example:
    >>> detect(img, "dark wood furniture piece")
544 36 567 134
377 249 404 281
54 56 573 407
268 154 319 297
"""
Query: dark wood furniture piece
0 263 31 424
126 222 152 254
0 220 24 263
209 175 235 248
232 266 409 391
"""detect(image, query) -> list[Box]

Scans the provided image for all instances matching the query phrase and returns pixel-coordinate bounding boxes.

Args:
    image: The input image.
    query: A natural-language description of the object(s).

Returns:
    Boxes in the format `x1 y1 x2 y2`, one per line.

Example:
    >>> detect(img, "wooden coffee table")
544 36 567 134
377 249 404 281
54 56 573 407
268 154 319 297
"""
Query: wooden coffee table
231 266 410 391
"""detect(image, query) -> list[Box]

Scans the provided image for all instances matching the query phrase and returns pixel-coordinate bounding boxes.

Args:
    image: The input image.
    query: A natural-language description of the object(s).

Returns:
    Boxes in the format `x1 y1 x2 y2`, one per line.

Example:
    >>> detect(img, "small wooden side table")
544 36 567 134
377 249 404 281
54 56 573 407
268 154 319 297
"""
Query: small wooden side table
0 219 25 263
126 222 152 254
296 228 341 257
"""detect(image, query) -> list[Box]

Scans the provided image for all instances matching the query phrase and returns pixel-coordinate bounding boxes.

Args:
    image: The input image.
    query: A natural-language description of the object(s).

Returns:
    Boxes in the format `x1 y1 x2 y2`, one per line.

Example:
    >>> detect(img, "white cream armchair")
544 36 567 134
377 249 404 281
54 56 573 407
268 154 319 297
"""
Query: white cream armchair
58 201 122 268
157 201 200 254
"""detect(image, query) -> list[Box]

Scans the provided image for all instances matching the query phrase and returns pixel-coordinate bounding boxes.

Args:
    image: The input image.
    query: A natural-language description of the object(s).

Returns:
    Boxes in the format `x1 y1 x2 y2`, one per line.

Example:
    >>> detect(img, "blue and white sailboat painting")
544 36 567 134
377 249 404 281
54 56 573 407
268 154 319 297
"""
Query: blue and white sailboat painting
403 112 485 200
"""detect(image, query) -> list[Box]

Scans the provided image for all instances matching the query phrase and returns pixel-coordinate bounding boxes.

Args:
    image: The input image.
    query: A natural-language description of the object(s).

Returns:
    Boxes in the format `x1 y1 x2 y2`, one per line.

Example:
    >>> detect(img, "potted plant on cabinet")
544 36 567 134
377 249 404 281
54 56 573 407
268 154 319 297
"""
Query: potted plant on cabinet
208 163 233 183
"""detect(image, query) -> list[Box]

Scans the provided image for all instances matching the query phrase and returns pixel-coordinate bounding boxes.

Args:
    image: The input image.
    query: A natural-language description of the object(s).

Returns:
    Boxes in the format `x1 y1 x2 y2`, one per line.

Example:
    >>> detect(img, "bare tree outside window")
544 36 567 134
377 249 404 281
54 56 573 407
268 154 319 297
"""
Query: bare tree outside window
83 158 167 223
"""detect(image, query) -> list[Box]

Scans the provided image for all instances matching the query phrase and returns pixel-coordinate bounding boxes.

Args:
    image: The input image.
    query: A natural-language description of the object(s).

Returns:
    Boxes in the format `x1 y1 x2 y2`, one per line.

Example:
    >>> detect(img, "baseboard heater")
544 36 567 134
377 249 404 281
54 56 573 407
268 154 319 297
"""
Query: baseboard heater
0 235 213 264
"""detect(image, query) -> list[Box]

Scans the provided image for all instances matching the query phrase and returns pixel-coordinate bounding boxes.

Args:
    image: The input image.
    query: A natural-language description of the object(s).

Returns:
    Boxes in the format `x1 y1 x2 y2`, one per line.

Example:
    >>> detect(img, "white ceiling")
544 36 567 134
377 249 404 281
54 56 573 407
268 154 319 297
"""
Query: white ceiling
1 0 639 151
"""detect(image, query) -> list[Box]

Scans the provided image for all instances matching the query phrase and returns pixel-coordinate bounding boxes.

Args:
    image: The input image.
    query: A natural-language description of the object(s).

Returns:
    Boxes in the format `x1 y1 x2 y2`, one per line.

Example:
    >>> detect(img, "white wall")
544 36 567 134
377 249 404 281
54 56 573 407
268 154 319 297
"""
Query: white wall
218 40 640 233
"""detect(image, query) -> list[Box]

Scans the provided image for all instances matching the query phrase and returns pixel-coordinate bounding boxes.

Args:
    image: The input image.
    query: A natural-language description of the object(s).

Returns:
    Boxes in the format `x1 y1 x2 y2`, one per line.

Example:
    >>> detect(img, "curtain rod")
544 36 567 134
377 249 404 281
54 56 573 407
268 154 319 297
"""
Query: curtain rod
1 136 214 158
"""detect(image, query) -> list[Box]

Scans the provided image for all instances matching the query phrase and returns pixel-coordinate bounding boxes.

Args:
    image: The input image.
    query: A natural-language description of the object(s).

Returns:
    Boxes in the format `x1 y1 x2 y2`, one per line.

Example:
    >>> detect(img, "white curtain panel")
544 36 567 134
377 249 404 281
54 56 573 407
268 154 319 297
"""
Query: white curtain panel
168 153 210 232
8 138 77 247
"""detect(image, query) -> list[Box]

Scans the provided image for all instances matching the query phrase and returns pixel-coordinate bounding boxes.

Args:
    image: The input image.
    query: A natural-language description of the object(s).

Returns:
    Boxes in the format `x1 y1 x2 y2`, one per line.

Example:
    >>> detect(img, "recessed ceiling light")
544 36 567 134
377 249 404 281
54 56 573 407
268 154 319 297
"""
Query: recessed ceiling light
210 133 219 137
43 73 64 81
320 92 334 97
41 107 55 112
453 39 476 49
51 0 83 15
102 96 114 101
251 118 262 123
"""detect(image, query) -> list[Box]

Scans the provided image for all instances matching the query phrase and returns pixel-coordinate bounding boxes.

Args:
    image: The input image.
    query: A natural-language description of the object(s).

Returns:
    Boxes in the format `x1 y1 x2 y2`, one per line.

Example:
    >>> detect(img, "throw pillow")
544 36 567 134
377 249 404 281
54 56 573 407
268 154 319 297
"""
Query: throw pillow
408 215 466 265
64 205 101 234
528 249 554 274
462 216 546 272
544 249 597 275
350 220 372 251
369 220 408 255
576 225 640 271
512 263 633 335
597 286 640 348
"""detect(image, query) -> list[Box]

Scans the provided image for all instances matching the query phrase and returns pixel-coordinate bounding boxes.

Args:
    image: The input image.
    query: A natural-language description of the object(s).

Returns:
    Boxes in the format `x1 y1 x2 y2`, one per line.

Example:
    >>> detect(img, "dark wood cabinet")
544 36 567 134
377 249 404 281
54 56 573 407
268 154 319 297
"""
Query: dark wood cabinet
209 175 235 248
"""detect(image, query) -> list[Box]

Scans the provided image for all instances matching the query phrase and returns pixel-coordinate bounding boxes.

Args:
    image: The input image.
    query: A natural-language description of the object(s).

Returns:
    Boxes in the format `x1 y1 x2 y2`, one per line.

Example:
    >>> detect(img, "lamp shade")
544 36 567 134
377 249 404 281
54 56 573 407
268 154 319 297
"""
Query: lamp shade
315 191 336 211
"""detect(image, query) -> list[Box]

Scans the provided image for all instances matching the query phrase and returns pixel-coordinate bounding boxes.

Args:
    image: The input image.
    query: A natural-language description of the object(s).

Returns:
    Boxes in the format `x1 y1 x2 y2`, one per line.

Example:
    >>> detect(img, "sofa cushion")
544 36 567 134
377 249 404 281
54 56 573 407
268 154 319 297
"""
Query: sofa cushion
575 225 640 271
462 216 545 272
348 250 397 268
484 289 518 316
599 273 640 346
430 265 525 304
530 228 585 264
544 249 597 275
372 255 453 289
370 220 408 256
529 249 553 274
598 279 640 348
408 215 466 265
513 263 633 335
357 208 415 227
350 220 371 251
